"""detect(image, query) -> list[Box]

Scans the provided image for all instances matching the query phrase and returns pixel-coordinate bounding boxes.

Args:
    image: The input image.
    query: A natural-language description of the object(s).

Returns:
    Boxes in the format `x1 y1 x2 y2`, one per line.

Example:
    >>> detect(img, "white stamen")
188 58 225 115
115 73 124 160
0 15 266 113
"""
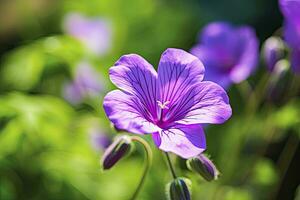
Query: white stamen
157 100 170 110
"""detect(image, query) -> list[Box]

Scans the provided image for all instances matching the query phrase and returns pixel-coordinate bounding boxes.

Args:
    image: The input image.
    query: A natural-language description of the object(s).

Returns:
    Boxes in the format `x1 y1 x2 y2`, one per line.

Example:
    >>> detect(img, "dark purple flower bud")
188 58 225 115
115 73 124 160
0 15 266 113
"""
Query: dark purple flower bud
186 154 219 181
101 135 132 170
167 177 191 200
262 37 285 71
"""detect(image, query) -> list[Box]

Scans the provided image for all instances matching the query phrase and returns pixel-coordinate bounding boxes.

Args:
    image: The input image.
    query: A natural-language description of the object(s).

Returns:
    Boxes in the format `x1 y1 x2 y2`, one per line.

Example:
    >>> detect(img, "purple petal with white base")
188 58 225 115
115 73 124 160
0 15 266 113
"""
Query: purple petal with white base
103 90 158 134
175 81 231 125
153 124 206 159
103 48 232 158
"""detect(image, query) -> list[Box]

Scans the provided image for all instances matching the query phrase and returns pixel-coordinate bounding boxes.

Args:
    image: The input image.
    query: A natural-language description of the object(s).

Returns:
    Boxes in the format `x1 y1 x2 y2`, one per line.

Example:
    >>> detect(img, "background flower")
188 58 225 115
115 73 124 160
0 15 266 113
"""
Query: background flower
89 125 111 151
279 0 300 72
190 22 259 88
63 61 105 104
63 12 112 56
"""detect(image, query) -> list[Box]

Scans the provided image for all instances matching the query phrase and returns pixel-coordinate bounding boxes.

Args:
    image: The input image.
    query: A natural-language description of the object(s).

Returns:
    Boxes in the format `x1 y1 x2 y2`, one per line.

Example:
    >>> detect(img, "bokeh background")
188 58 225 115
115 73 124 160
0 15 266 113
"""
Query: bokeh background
0 0 299 199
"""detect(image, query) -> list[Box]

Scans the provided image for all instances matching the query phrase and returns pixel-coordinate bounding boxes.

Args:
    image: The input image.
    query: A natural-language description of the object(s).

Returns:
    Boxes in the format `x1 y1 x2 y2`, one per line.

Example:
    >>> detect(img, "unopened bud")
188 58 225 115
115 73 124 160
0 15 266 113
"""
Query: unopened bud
167 177 191 200
101 135 132 170
186 154 219 181
262 37 285 71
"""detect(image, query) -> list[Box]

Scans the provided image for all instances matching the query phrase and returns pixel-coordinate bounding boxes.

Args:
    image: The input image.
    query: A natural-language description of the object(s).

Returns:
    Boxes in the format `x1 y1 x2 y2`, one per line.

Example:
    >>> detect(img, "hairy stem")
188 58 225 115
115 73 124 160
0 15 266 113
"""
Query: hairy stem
130 136 153 200
165 152 177 179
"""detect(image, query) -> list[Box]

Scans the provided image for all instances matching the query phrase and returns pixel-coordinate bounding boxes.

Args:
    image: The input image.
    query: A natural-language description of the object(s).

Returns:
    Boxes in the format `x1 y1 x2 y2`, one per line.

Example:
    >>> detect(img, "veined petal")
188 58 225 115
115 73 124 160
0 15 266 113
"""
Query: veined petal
109 54 158 115
157 48 205 104
174 81 232 125
103 90 158 134
152 124 206 159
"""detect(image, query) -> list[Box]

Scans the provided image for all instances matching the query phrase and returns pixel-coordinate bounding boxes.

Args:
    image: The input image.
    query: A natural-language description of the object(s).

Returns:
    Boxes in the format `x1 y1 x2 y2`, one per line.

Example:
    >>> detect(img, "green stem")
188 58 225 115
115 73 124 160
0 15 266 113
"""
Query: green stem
236 80 252 100
271 134 299 199
130 136 152 200
165 152 177 179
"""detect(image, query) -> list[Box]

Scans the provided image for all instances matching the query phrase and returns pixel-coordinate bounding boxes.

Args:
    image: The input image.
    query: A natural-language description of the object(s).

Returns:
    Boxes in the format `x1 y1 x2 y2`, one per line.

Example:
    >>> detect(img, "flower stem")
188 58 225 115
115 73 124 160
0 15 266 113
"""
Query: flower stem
130 136 152 200
270 133 299 199
165 152 177 179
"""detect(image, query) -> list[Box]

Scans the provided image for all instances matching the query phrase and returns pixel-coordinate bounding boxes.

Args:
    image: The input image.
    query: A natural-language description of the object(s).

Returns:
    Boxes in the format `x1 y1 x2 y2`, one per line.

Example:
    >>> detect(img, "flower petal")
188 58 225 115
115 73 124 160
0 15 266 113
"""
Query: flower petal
109 54 158 115
280 0 300 25
229 27 259 83
291 48 300 73
200 22 235 50
153 124 206 159
190 46 231 88
174 81 232 124
103 90 158 134
157 48 205 104
284 21 300 48
192 22 259 86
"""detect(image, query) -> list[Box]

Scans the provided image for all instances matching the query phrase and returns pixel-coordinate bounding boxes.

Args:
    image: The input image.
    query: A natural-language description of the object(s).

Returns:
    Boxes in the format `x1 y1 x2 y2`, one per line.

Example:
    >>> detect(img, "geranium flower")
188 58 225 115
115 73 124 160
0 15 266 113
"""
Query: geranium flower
279 0 300 73
190 22 259 88
63 61 105 104
89 125 111 151
103 48 232 158
63 12 112 56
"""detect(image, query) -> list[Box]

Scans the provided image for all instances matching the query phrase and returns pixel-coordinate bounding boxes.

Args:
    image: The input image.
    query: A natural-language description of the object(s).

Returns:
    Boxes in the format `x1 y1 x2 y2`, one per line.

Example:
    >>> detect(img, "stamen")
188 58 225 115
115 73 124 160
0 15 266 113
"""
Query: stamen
157 100 170 110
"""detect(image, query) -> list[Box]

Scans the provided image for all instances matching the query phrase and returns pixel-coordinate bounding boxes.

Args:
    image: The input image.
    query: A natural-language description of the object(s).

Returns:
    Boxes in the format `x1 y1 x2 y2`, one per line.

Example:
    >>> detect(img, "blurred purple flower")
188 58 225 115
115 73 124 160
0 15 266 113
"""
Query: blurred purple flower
63 13 112 56
63 61 105 104
279 0 300 73
191 22 259 88
103 48 232 158
90 126 111 151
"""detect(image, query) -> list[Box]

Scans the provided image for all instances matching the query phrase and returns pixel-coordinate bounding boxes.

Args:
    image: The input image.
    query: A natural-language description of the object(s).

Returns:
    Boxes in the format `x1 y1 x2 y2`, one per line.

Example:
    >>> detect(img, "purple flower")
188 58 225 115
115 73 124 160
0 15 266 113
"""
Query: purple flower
63 13 112 56
103 48 232 158
279 0 300 73
63 61 105 104
190 22 259 88
90 126 111 151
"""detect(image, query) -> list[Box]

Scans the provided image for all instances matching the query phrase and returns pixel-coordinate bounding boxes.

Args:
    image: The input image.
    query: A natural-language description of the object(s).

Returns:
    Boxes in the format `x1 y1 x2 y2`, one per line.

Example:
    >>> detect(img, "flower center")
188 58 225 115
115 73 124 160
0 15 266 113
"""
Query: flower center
157 100 170 110
155 100 171 129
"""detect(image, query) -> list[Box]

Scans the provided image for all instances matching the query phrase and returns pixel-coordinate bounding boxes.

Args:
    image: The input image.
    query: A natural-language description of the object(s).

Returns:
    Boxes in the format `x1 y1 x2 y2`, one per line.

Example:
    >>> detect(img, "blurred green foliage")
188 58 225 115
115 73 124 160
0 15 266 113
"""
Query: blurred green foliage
0 0 299 199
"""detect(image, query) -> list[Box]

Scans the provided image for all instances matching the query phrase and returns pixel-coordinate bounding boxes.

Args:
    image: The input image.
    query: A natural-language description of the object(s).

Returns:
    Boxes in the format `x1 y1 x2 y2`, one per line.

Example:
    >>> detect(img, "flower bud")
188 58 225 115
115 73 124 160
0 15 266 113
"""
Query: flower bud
167 177 191 200
262 37 285 71
101 135 132 170
186 154 219 181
